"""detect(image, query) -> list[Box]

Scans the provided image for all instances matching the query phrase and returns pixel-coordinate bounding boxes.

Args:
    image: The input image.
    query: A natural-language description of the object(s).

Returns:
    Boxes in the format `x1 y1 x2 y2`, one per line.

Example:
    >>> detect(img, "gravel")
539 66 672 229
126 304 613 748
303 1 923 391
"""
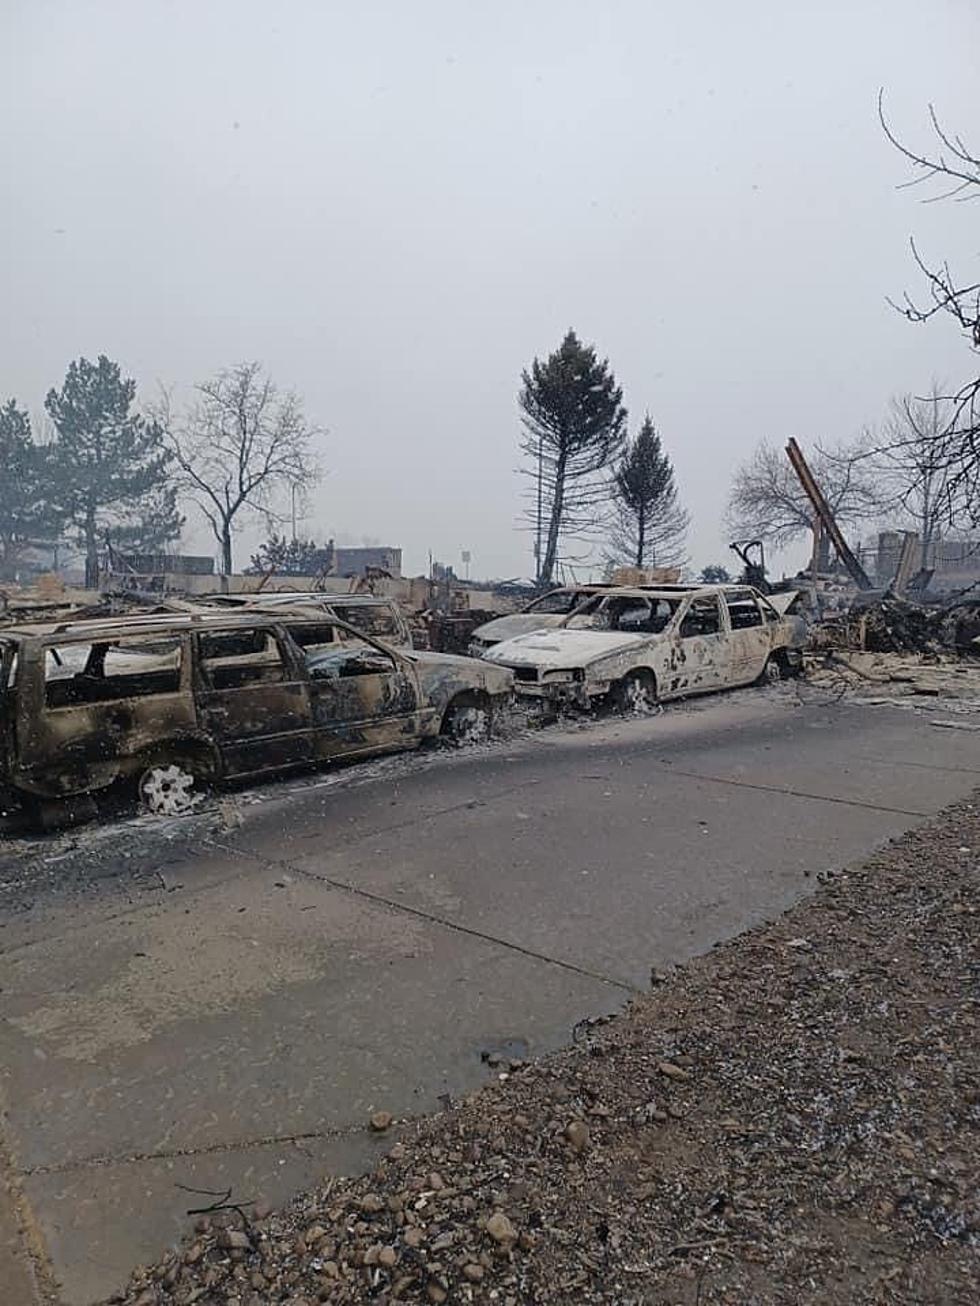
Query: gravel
106 793 980 1306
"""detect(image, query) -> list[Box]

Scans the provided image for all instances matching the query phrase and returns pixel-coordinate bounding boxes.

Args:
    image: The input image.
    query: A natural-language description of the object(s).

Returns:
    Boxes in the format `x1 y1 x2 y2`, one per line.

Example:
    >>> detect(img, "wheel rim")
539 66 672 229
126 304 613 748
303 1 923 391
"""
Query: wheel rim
138 763 199 816
763 657 782 684
622 675 654 712
448 704 488 741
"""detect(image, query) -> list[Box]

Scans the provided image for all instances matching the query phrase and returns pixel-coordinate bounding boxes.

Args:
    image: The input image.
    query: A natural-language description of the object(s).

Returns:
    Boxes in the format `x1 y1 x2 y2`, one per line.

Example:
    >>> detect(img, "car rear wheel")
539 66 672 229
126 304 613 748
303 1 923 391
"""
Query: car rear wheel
612 670 657 714
137 761 204 816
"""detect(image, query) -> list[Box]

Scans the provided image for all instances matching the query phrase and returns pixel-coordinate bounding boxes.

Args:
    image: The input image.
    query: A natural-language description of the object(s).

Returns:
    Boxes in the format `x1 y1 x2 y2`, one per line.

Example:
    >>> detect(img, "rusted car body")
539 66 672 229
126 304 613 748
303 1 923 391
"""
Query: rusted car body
482 584 805 709
0 611 512 816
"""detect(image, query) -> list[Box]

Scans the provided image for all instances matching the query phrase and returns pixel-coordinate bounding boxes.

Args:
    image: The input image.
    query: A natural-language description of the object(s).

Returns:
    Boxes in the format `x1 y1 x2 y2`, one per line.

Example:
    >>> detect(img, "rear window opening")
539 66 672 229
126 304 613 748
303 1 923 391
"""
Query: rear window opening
44 638 183 708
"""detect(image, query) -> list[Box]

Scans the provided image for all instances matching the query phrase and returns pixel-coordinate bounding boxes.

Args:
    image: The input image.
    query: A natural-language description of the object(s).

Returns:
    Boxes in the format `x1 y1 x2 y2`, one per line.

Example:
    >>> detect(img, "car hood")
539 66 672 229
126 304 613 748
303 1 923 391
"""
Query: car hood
483 628 647 670
404 649 514 693
470 613 566 645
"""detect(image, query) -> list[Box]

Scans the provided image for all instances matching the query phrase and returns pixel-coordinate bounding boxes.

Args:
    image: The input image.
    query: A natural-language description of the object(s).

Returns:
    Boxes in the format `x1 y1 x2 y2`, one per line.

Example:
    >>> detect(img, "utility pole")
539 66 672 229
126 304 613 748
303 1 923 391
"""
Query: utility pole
534 434 543 585
291 483 298 543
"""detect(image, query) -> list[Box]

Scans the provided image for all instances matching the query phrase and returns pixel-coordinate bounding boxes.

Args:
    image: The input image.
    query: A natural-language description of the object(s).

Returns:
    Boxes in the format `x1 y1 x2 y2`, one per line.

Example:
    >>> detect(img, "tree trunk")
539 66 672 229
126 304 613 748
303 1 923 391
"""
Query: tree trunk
84 507 98 589
635 512 645 568
221 524 233 576
539 452 567 586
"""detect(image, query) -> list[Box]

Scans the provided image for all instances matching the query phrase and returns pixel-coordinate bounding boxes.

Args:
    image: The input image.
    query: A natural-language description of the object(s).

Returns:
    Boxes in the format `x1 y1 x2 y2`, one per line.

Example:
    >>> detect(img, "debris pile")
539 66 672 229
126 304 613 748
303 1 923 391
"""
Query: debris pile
809 596 980 656
109 798 980 1305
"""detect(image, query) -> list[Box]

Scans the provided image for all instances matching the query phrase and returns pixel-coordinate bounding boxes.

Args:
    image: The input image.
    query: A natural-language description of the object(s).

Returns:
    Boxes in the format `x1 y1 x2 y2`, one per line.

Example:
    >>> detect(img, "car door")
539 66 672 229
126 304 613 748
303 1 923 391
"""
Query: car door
284 622 420 759
670 594 731 695
194 626 313 777
723 590 772 684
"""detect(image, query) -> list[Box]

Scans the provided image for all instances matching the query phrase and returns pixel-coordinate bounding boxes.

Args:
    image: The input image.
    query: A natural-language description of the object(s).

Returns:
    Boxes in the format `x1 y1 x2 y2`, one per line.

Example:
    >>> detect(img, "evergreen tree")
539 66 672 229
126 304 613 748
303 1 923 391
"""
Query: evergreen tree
0 399 64 581
247 533 332 576
699 564 732 583
608 417 689 569
45 356 177 586
519 330 627 586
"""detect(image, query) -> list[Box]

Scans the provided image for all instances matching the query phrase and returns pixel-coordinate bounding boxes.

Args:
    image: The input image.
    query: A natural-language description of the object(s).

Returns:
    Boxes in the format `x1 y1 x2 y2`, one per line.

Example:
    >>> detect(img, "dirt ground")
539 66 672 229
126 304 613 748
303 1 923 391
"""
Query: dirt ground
106 788 980 1306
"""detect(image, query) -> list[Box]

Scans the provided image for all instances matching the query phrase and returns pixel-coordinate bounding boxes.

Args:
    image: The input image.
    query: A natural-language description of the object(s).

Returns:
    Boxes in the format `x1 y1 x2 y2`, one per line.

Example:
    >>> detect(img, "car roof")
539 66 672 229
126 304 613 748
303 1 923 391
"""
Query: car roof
203 592 395 608
0 609 352 643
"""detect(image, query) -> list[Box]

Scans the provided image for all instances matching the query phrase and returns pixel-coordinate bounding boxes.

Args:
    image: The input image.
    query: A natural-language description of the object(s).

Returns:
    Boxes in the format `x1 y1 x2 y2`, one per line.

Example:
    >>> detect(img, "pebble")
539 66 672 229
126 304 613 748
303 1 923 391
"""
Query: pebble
219 1229 251 1251
485 1212 517 1245
370 1110 394 1132
565 1119 591 1151
658 1060 692 1081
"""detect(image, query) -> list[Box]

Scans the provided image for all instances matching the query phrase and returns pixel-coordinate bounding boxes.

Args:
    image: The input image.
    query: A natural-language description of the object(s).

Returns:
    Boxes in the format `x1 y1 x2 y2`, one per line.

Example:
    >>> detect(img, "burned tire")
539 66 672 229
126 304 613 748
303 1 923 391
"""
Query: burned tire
136 751 211 816
441 693 492 744
758 651 796 685
611 669 657 714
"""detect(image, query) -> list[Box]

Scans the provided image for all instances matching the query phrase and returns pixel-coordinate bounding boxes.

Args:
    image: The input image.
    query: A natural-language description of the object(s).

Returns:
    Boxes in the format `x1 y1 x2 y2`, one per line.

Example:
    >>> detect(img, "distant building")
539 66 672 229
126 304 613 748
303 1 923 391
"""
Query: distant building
332 546 402 578
874 530 980 593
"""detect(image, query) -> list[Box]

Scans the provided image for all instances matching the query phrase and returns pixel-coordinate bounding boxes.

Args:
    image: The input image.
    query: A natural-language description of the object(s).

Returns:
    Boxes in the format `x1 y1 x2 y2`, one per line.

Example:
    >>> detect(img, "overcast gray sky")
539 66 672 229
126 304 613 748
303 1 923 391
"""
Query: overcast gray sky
3 0 978 579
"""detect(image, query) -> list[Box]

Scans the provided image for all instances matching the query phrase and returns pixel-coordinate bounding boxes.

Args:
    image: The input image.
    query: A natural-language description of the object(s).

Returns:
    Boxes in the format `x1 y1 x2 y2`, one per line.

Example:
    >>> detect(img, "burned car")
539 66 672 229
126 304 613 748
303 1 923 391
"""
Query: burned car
467 585 607 656
482 584 805 710
0 611 513 822
198 592 414 647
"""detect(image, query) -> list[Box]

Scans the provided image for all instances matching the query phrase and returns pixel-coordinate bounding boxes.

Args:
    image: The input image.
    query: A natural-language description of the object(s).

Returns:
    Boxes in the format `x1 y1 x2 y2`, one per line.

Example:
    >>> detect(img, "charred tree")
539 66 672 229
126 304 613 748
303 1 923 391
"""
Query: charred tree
519 330 627 586
880 95 980 529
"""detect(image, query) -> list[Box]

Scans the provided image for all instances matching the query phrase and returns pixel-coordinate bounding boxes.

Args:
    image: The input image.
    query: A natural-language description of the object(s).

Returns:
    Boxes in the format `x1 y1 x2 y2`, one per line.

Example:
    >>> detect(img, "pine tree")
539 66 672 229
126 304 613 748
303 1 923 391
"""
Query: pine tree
519 330 627 586
608 417 689 569
45 356 177 586
0 399 63 581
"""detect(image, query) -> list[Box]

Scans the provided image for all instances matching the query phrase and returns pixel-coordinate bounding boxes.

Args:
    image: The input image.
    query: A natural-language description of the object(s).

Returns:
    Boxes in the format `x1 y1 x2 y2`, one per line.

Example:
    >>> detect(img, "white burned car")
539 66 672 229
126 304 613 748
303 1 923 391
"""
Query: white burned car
482 585 805 710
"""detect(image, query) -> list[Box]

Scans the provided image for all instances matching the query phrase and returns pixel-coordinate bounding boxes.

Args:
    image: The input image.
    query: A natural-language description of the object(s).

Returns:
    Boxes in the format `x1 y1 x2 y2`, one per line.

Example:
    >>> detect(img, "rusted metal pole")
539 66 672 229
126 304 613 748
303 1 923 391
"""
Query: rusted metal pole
785 438 873 590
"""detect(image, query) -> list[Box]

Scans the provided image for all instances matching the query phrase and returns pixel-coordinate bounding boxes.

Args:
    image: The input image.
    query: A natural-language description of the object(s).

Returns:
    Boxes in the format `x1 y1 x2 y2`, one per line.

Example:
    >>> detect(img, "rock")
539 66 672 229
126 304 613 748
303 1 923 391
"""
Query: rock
219 1229 251 1251
426 1279 449 1304
359 1193 385 1213
485 1211 517 1245
427 1171 446 1190
403 1225 425 1248
184 1242 204 1265
565 1120 591 1151
657 1060 691 1082
252 1201 273 1221
370 1110 394 1132
463 1262 485 1281
388 1143 407 1160
378 1245 398 1268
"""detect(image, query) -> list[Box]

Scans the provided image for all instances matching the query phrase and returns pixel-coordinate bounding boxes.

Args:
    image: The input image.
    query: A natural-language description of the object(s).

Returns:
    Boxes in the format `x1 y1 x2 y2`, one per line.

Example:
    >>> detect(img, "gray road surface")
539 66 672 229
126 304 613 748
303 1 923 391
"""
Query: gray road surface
1 687 978 1304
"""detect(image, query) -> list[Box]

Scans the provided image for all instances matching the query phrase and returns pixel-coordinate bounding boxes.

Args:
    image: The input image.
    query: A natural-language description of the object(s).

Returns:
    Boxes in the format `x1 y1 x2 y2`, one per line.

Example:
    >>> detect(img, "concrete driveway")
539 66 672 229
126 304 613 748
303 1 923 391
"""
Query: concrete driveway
1 688 978 1303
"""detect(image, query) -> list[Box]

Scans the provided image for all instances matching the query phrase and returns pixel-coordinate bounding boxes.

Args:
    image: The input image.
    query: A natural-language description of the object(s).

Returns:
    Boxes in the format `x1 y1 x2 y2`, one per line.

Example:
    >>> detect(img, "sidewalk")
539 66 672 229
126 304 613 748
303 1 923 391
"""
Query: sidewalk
110 792 980 1305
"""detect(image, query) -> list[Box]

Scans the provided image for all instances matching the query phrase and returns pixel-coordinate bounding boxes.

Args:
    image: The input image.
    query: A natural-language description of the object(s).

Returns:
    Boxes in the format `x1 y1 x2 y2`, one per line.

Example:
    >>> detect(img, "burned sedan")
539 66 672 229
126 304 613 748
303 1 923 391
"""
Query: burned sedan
482 584 805 710
0 612 513 823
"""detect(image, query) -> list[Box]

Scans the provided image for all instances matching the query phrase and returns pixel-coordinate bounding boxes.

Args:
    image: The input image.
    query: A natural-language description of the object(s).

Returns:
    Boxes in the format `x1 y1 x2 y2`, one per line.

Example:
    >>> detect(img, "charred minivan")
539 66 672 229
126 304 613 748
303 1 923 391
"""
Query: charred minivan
0 611 513 822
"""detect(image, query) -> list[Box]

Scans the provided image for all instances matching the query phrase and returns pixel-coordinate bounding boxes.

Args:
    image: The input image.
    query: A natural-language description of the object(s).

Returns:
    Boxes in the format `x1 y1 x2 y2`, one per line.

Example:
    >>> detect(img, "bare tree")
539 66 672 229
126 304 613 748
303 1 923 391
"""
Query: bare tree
607 417 689 569
870 385 957 570
159 363 322 574
725 438 877 565
879 94 980 528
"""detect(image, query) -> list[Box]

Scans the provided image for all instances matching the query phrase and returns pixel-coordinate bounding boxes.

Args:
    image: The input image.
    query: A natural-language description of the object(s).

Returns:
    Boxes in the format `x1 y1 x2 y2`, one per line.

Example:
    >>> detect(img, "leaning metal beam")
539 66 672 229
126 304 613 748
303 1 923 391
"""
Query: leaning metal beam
785 438 873 590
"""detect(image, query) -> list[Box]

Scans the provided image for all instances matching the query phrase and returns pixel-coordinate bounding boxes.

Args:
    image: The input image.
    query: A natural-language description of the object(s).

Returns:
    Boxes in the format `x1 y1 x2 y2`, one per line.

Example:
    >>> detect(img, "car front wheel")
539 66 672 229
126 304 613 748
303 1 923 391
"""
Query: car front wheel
611 670 658 713
441 693 493 743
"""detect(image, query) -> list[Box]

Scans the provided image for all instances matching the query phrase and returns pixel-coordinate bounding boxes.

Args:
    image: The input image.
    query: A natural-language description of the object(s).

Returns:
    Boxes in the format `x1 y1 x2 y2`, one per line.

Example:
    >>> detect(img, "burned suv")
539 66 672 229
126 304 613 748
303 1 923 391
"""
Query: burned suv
0 611 513 823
